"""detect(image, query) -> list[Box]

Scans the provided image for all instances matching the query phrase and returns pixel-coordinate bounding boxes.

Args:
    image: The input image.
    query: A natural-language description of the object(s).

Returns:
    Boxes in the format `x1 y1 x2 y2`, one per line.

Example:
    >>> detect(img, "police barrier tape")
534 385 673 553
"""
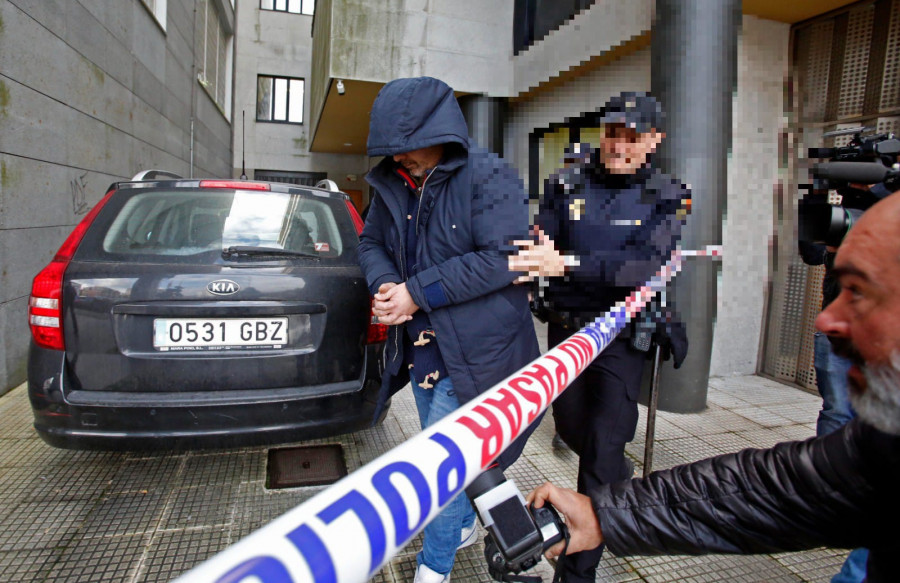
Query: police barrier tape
173 246 722 583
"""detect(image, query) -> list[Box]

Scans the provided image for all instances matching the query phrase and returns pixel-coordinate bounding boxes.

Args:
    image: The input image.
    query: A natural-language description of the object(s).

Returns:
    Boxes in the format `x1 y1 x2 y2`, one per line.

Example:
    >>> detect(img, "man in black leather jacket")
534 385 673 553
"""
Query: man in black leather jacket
528 190 900 582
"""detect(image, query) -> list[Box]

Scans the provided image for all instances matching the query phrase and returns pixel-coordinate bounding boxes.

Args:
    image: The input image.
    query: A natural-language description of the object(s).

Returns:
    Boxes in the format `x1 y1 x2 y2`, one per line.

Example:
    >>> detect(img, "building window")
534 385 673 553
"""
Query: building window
196 0 232 114
257 76 305 124
261 0 314 16
141 0 167 30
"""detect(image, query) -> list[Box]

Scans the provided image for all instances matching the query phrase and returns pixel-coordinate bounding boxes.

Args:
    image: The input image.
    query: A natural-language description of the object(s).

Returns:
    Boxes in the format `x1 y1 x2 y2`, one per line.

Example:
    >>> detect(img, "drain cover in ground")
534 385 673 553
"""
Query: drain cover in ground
266 444 348 489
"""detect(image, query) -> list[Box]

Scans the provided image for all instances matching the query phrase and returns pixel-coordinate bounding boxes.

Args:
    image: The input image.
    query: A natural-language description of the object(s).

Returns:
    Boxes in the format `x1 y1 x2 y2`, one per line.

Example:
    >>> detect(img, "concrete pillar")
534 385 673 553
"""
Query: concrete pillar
651 0 741 412
458 95 507 157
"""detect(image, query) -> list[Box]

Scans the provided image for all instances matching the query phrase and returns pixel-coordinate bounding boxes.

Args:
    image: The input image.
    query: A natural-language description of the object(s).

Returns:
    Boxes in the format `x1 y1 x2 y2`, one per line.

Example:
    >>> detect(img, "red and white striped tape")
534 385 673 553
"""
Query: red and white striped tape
173 245 722 583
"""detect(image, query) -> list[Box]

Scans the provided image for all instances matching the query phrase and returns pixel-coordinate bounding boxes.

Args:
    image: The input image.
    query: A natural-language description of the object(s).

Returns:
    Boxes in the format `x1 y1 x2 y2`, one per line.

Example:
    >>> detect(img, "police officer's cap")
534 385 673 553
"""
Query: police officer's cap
600 92 664 134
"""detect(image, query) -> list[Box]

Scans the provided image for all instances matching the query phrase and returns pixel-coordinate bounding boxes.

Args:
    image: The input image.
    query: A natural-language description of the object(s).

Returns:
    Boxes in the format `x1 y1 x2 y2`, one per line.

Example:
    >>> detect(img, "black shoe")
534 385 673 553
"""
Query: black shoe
552 432 571 451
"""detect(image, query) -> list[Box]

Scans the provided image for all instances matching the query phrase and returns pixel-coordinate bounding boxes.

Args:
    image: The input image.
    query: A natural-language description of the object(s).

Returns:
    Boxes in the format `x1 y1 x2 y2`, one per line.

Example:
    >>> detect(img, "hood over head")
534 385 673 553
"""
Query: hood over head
367 77 470 157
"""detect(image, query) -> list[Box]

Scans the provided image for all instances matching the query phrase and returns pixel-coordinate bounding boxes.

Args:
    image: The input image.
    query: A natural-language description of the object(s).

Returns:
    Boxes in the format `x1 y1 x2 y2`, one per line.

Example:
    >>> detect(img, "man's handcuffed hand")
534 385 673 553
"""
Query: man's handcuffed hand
373 282 419 325
509 228 567 283
526 482 604 559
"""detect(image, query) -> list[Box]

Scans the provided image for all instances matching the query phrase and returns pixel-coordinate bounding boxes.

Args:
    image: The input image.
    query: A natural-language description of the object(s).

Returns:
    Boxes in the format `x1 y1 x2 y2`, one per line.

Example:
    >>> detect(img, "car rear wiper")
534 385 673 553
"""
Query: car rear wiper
222 246 320 260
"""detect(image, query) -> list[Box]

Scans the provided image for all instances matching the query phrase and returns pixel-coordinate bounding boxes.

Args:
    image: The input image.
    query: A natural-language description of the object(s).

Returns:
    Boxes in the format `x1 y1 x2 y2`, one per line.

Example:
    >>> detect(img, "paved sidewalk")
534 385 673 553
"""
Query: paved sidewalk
0 371 848 582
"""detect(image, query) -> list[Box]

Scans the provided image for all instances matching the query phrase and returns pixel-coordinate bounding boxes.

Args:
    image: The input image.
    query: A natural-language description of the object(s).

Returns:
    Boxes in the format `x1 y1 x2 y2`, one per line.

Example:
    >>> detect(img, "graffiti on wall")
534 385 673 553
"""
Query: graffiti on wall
70 173 89 215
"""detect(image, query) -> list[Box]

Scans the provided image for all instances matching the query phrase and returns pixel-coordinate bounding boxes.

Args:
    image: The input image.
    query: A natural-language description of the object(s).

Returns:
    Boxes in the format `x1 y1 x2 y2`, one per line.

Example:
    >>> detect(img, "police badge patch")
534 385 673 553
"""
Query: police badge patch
569 198 585 221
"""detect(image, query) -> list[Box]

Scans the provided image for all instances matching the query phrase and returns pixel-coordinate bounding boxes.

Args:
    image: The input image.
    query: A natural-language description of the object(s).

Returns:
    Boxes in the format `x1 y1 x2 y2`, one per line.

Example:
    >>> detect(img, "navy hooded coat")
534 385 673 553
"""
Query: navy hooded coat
358 77 541 470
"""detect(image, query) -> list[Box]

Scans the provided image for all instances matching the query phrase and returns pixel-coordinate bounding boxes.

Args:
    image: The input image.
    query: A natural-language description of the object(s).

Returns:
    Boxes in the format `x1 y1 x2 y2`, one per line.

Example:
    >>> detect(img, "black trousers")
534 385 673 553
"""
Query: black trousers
549 323 646 582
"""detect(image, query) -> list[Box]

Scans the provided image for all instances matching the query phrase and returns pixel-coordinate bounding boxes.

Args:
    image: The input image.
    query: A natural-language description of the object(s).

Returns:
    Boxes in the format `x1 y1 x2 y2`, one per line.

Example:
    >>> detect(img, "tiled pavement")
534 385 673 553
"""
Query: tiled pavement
0 353 850 582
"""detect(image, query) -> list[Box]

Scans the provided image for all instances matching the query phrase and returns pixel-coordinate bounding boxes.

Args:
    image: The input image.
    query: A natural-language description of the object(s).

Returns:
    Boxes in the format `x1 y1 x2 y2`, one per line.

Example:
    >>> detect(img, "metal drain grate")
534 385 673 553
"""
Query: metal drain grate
266 444 348 489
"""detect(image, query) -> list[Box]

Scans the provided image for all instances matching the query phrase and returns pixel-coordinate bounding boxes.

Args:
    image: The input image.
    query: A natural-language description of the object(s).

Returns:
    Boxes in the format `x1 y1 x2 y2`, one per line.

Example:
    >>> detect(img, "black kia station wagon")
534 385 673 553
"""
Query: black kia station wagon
27 174 387 450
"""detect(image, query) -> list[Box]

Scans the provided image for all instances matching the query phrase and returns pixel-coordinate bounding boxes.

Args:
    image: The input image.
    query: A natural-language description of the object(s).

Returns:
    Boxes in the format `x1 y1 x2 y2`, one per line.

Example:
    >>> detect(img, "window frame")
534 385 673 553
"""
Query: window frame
256 75 306 125
196 0 233 118
140 0 167 31
260 0 314 16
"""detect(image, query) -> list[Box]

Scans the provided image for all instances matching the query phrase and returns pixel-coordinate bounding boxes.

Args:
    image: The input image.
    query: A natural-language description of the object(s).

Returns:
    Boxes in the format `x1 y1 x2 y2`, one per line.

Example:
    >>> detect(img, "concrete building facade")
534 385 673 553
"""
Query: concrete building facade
2 0 892 403
231 0 369 207
305 0 811 396
304 0 900 403
0 0 236 394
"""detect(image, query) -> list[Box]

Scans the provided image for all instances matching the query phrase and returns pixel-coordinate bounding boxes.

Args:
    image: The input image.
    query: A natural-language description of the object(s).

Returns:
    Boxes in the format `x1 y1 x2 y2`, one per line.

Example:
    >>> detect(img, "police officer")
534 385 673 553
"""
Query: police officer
510 92 690 582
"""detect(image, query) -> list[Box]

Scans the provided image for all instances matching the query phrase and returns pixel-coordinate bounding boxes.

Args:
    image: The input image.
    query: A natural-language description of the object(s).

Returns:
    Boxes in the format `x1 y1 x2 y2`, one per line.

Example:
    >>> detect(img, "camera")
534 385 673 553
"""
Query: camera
798 127 900 246
466 467 567 582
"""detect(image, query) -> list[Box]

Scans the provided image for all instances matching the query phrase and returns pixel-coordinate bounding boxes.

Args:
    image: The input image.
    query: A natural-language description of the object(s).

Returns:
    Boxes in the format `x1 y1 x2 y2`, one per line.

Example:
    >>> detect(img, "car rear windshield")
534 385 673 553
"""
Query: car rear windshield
75 187 358 264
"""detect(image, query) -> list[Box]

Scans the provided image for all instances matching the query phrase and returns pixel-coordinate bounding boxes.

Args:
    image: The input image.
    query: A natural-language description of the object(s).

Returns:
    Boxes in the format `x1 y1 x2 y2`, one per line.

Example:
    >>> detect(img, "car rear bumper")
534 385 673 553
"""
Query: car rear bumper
28 343 386 451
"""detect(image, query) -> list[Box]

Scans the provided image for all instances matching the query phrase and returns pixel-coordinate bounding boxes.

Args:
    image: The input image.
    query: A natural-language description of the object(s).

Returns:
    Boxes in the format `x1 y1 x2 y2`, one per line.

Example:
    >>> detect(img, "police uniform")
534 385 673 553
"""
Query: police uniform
533 93 690 582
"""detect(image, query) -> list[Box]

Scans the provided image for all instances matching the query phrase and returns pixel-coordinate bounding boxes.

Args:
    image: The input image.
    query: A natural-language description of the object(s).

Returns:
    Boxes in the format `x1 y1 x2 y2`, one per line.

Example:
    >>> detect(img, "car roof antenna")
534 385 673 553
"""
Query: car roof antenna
240 110 248 180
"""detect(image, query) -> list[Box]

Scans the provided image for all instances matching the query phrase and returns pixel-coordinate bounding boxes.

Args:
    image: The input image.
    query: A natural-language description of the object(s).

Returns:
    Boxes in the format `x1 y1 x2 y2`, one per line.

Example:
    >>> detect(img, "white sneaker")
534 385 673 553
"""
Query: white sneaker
458 523 478 550
414 564 450 583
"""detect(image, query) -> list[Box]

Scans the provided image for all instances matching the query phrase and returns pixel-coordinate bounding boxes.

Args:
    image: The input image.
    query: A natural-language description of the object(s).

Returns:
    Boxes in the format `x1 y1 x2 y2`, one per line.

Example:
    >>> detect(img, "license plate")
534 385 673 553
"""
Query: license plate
153 318 288 351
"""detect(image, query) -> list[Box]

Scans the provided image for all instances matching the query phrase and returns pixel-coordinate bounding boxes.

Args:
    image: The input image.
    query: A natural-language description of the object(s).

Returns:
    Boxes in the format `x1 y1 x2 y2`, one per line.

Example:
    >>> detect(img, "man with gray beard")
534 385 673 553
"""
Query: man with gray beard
527 191 900 582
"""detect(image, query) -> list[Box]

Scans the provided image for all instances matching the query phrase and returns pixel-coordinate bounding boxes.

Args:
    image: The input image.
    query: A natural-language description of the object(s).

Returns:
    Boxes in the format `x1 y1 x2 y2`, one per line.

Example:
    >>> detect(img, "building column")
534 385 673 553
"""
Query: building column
651 0 741 412
458 95 507 156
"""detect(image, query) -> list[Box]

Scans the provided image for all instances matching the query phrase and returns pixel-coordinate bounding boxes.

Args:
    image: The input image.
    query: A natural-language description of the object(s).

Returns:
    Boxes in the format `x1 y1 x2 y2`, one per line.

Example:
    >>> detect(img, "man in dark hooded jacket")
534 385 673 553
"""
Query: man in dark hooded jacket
357 76 540 583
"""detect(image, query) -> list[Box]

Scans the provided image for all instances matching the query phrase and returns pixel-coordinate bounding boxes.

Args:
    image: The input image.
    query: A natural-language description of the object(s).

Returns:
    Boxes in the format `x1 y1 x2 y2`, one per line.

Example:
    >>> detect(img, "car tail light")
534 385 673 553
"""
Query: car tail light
345 200 365 235
29 188 114 350
348 204 383 343
200 180 270 191
366 299 388 344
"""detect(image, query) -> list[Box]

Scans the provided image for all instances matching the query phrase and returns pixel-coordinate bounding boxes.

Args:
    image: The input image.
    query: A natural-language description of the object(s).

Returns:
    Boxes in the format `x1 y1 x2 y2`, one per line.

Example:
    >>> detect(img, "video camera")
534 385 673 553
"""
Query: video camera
798 127 900 246
466 467 568 583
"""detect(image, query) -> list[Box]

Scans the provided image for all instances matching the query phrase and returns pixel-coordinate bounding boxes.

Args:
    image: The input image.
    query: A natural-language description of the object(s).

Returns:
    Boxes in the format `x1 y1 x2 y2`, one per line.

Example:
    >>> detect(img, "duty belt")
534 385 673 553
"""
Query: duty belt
544 310 608 330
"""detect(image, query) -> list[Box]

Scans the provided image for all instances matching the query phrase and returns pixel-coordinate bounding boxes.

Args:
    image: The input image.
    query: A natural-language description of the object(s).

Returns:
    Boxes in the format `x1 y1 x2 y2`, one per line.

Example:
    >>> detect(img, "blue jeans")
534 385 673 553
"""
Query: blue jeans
814 332 854 437
814 332 868 582
832 548 869 583
411 374 477 576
